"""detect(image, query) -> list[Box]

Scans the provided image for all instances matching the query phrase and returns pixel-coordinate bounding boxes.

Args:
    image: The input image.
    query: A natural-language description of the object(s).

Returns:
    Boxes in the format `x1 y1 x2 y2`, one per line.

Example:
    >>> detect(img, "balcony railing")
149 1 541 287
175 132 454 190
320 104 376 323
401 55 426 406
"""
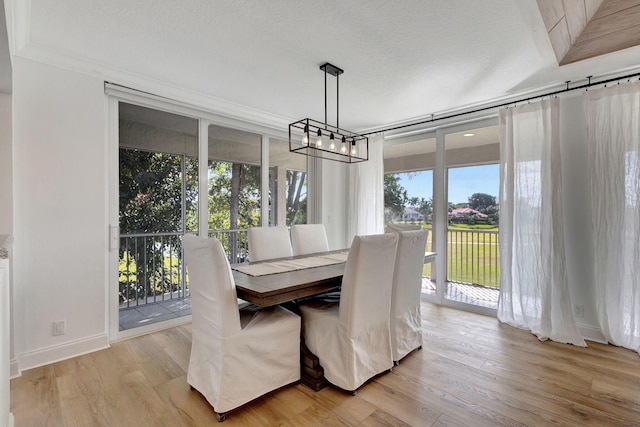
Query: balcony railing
119 227 499 311
119 229 249 309
417 226 500 291
447 228 499 288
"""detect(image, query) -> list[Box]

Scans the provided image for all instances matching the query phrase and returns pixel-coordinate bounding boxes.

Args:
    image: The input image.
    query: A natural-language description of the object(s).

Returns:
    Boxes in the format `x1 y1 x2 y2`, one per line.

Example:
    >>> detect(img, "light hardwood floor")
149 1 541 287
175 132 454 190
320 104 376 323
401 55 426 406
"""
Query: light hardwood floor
11 303 640 426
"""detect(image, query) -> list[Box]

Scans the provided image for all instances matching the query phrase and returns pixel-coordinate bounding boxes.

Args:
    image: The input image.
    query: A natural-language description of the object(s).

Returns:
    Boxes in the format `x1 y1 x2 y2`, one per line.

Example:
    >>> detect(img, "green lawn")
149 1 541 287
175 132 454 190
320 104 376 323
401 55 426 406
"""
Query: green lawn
416 225 500 289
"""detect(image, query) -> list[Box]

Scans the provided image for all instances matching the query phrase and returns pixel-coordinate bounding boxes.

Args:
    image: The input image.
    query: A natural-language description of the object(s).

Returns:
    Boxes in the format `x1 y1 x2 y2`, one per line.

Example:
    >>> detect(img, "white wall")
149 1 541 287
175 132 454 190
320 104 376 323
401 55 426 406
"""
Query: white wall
0 93 11 235
0 93 16 378
560 94 602 342
12 57 108 371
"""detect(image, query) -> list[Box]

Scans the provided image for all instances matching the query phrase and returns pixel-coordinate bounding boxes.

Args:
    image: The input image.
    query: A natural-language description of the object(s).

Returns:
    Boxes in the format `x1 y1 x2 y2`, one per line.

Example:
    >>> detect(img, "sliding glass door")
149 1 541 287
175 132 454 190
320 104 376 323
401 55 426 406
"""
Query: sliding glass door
109 92 307 339
443 125 500 310
384 136 438 296
206 124 262 264
442 123 500 311
383 119 500 313
117 102 198 332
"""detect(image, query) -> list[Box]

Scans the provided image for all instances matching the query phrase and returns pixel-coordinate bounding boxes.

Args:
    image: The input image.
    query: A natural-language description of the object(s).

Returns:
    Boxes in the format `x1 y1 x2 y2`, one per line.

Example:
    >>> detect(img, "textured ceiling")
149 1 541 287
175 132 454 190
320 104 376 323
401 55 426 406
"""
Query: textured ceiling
5 0 640 132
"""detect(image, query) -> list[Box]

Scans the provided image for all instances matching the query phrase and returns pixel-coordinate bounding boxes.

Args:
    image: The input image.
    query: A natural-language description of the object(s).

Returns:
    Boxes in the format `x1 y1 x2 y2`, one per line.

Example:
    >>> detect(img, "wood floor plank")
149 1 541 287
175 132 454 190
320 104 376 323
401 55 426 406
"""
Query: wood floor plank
120 370 183 426
356 379 444 426
56 366 117 427
413 356 625 426
10 365 65 427
359 409 413 427
288 403 353 426
369 370 529 427
431 413 471 427
153 375 219 427
297 383 377 425
268 384 318 419
10 303 640 426
121 334 186 387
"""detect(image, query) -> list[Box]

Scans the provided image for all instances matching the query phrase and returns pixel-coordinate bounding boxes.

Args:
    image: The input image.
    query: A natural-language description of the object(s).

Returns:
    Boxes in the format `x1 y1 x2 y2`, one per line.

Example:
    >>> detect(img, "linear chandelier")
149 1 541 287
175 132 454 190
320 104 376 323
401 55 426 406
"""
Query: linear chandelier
289 63 368 163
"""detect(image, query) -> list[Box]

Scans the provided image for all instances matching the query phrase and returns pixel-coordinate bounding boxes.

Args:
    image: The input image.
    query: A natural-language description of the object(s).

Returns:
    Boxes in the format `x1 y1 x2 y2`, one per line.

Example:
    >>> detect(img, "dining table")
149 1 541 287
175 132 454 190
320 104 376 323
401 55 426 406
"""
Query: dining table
230 248 436 390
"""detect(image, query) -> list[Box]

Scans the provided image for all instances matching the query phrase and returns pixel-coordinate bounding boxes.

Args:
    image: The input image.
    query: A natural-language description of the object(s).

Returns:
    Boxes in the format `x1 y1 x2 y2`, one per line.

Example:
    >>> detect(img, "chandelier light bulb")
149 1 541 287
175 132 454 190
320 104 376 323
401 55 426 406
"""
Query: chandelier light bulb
302 124 310 146
351 140 357 156
329 133 335 151
316 129 323 147
340 136 347 153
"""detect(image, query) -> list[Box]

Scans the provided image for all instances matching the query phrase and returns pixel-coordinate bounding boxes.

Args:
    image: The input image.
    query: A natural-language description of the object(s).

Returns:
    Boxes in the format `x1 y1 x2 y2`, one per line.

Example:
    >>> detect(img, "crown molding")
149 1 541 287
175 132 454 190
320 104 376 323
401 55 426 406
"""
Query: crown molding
9 39 294 137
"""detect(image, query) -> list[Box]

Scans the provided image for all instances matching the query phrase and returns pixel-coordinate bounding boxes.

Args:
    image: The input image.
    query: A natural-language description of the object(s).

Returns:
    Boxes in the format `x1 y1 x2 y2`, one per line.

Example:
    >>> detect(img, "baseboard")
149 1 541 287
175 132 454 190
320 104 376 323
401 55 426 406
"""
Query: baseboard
16 333 109 374
577 323 606 344
9 359 18 380
5 413 14 427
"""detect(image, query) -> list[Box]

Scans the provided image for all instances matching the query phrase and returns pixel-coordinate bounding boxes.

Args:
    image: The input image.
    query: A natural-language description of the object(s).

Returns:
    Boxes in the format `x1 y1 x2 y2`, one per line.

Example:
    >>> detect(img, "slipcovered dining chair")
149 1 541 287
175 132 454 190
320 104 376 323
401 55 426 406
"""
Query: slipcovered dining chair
247 226 293 261
299 233 399 394
290 224 330 256
385 223 422 233
182 234 300 422
388 229 429 364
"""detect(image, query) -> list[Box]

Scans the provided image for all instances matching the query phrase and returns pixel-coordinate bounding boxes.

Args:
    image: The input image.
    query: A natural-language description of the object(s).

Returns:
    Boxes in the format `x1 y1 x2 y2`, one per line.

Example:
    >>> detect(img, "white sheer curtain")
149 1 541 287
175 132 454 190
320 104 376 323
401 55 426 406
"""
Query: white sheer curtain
584 82 640 353
347 133 384 242
498 98 585 346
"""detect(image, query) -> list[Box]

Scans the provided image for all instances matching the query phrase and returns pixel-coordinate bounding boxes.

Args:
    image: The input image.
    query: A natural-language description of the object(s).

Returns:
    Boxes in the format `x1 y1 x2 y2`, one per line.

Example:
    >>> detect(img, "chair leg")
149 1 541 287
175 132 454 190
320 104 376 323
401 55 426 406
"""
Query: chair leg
349 390 357 396
216 412 226 422
393 360 399 366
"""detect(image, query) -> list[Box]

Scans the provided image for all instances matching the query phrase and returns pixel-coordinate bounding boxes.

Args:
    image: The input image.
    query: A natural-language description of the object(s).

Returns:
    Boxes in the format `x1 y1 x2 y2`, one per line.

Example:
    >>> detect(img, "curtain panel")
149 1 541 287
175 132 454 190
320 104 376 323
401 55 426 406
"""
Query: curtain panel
347 133 385 242
498 98 585 346
584 82 640 353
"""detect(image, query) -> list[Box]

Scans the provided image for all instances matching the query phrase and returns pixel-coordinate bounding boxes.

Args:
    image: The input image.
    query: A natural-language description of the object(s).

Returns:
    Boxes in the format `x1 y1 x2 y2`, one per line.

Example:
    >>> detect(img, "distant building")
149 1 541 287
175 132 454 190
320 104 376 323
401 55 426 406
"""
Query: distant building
449 207 488 218
392 207 425 222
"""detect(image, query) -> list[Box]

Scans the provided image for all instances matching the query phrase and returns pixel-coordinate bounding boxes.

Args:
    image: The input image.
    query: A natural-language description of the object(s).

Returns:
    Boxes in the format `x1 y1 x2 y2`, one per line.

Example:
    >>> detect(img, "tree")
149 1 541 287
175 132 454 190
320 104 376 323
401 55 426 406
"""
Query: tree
418 197 432 222
119 150 263 303
408 196 432 224
384 174 408 221
119 149 196 302
286 170 307 226
468 193 497 213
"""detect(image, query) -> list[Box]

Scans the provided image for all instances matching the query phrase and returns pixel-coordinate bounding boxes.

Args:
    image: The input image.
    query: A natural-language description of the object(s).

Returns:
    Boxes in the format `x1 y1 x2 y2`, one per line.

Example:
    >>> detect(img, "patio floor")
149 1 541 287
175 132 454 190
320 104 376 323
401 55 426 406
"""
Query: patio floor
119 297 191 331
423 278 499 309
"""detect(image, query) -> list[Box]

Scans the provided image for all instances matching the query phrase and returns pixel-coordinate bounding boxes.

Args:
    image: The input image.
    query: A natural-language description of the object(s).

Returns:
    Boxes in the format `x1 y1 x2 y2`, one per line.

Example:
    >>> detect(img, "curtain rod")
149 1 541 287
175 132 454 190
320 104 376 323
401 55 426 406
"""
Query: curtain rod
361 71 640 137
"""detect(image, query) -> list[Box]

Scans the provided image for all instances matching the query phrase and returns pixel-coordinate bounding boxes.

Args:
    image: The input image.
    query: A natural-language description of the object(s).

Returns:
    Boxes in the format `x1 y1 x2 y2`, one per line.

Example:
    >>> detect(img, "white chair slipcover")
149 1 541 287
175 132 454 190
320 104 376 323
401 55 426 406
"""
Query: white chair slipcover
182 235 300 420
247 226 293 261
290 224 330 256
385 223 422 233
299 233 398 393
388 229 429 363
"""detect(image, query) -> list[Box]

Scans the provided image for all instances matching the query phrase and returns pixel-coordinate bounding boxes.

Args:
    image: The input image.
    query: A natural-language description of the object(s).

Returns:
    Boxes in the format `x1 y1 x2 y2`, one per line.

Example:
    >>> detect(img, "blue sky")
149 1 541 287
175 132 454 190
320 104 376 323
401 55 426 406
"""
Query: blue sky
396 164 500 204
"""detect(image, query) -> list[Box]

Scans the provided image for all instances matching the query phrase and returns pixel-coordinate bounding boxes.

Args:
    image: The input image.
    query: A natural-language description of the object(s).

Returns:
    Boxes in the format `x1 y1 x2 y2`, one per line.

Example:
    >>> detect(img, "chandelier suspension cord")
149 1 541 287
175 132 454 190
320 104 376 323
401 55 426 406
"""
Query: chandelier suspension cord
324 67 327 128
361 70 640 137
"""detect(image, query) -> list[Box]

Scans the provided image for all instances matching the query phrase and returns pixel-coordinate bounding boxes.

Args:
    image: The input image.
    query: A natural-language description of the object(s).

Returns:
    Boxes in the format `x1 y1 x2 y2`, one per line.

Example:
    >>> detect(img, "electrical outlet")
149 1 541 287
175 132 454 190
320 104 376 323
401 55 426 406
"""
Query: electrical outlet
53 320 66 336
573 304 583 318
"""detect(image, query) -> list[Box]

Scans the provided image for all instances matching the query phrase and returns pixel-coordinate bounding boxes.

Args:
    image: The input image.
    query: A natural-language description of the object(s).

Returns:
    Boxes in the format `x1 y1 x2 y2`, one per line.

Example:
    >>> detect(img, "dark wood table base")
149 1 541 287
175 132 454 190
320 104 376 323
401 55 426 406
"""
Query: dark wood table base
301 343 327 391
282 299 335 391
